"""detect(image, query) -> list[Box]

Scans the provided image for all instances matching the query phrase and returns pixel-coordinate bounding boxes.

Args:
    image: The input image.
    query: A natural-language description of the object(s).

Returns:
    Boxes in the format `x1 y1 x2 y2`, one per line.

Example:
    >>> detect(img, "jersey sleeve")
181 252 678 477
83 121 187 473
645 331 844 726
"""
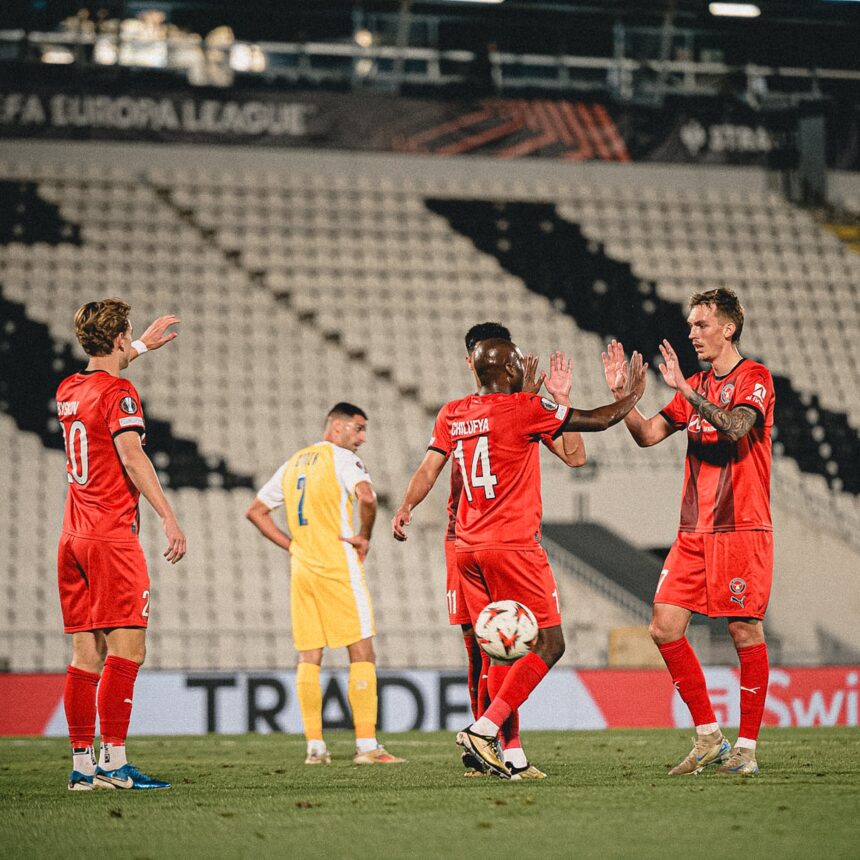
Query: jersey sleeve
516 394 570 438
659 389 690 431
734 365 773 421
106 381 146 438
428 404 452 456
257 462 288 510
333 446 373 494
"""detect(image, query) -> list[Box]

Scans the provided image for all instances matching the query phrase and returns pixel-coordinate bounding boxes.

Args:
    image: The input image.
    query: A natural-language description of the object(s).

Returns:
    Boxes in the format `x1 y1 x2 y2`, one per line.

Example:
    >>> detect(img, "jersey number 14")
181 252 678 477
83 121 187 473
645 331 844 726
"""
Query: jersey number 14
453 436 498 502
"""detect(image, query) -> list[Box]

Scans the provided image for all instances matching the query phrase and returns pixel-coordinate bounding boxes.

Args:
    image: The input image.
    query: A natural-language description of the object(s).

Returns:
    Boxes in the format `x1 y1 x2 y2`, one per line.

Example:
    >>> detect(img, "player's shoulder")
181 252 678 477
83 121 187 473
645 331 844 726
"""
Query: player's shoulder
331 443 371 478
737 357 772 380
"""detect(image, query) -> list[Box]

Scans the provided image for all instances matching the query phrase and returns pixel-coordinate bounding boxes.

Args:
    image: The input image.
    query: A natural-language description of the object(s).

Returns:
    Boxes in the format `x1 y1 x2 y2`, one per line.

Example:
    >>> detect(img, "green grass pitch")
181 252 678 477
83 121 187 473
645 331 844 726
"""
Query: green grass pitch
1 728 858 859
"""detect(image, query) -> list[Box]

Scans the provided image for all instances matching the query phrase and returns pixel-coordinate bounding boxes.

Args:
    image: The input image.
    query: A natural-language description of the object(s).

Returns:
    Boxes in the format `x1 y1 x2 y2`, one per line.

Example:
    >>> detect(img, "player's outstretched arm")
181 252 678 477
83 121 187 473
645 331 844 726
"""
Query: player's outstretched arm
130 315 180 361
563 351 648 432
392 450 447 541
658 340 758 442
341 481 376 562
245 498 292 552
602 339 674 447
545 350 586 467
114 431 186 563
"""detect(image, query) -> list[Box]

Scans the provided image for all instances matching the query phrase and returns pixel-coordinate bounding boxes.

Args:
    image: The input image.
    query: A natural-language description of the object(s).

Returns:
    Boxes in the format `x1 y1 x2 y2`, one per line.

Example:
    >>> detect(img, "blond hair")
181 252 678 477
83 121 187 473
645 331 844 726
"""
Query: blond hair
74 298 131 356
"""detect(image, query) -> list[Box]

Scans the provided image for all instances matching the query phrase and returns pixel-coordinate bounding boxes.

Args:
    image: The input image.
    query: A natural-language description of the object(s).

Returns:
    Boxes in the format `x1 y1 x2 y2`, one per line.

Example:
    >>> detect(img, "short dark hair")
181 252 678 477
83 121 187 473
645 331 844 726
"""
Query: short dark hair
74 298 131 356
689 288 745 343
326 402 368 422
465 322 511 355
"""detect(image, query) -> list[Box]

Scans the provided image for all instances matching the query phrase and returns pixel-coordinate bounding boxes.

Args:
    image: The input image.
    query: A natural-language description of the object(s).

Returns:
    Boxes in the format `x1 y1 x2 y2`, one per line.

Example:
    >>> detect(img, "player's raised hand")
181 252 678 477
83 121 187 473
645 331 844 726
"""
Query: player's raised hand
623 350 648 400
139 315 181 353
341 534 370 562
392 508 412 542
601 340 628 398
658 340 687 392
522 352 546 395
545 350 572 403
162 513 186 564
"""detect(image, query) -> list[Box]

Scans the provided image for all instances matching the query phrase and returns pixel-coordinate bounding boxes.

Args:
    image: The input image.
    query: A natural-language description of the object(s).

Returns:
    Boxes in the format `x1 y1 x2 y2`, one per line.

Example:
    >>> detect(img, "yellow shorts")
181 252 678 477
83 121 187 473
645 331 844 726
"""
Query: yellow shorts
290 562 376 651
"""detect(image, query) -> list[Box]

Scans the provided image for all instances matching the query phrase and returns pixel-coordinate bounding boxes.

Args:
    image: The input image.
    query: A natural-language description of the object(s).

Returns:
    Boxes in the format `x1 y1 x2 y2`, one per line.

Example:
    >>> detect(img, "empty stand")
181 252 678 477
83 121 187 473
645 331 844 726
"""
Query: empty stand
1 142 858 670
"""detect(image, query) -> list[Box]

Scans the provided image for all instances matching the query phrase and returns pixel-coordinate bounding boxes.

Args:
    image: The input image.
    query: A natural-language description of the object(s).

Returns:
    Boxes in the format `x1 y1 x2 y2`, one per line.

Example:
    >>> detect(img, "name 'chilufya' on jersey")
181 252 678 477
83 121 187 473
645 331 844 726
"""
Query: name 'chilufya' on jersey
660 358 774 534
56 370 146 541
430 392 569 550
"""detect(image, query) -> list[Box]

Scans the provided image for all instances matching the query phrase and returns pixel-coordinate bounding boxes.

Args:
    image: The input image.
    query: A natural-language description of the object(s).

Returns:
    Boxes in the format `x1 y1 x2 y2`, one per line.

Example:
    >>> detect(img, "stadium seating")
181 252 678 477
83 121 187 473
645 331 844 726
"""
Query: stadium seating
0 144 857 670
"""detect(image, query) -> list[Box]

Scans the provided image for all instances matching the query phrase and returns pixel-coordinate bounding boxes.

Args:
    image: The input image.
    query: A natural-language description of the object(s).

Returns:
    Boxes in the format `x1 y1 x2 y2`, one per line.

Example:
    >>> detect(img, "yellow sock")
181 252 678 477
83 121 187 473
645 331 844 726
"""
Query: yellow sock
296 662 323 742
349 661 377 742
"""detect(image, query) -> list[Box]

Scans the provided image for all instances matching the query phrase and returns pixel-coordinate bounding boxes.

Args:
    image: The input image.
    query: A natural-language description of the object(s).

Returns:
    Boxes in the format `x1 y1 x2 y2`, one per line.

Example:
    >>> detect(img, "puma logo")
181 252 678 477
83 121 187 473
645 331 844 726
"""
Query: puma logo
740 686 760 695
123 698 133 704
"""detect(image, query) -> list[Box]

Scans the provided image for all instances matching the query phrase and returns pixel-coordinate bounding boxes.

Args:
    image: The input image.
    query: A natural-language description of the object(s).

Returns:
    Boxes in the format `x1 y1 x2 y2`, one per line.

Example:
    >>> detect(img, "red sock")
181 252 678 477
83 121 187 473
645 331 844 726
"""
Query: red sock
482 652 549 729
487 664 520 749
737 642 769 741
657 637 716 726
463 631 483 721
98 656 140 745
64 665 100 748
476 653 491 718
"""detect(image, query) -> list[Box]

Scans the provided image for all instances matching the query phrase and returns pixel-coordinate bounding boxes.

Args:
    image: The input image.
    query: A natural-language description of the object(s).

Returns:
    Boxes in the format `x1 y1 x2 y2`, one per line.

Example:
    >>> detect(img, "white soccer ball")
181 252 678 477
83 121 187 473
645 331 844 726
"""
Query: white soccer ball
475 600 538 661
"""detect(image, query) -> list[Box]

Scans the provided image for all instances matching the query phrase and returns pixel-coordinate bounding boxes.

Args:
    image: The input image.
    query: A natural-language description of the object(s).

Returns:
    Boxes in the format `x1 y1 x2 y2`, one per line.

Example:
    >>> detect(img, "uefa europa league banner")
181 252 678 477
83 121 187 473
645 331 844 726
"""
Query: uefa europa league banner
0 75 857 169
2 667 858 736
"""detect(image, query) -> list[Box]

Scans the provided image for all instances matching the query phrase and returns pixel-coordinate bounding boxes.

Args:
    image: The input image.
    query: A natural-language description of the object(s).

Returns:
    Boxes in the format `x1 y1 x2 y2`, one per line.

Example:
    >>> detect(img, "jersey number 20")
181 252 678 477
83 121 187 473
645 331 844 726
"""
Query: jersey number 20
453 436 498 502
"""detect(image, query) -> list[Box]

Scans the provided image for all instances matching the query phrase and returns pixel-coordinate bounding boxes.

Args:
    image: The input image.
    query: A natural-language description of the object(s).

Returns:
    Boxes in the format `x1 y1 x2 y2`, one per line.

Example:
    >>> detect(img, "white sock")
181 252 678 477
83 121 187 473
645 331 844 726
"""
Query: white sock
695 722 720 736
72 746 96 775
355 737 378 754
735 737 757 750
503 746 528 769
470 717 500 737
99 742 127 770
307 740 327 756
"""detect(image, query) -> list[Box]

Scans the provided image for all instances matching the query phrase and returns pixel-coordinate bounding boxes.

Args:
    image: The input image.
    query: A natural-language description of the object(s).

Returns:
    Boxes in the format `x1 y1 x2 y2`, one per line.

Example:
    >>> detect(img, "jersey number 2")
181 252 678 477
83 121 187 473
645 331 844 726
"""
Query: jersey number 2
61 420 89 485
453 436 498 502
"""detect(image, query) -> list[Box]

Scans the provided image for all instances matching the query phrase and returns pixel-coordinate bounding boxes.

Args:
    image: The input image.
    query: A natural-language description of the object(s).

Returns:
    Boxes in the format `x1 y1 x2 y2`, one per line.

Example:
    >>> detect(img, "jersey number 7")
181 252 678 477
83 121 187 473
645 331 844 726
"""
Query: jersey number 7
453 436 498 502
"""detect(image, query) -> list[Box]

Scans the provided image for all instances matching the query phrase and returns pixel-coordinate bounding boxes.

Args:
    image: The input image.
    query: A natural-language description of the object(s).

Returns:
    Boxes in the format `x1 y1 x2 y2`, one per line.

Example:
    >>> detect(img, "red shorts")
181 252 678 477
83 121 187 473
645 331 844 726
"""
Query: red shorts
656 530 773 619
456 545 562 629
57 533 151 632
445 540 471 626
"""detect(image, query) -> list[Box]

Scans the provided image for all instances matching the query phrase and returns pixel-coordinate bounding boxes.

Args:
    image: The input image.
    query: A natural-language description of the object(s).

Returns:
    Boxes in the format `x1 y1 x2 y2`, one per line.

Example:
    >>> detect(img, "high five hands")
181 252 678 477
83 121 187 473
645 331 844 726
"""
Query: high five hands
603 340 648 401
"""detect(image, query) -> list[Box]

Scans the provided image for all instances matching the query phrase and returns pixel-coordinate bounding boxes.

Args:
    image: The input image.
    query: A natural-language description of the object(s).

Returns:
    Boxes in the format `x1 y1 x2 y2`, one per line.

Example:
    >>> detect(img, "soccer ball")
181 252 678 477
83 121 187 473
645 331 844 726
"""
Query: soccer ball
475 600 538 661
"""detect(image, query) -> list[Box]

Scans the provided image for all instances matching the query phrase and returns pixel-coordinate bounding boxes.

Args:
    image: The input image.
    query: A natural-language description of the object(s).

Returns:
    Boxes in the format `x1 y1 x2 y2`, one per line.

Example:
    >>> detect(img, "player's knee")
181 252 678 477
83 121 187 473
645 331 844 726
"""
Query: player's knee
649 621 675 645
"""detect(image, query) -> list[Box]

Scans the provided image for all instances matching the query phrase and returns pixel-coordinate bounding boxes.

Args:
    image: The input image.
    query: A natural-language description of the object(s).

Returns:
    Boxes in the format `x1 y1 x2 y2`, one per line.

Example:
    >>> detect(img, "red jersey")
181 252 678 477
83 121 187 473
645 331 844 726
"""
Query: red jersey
56 370 147 541
444 433 556 541
660 358 774 534
430 392 570 550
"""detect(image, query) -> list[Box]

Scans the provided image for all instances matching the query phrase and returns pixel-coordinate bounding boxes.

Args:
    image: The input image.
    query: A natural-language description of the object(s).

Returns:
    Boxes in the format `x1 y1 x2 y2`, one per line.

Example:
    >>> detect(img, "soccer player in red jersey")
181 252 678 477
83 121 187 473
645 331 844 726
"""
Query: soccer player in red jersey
56 299 186 791
603 288 773 776
394 338 646 778
451 323 586 778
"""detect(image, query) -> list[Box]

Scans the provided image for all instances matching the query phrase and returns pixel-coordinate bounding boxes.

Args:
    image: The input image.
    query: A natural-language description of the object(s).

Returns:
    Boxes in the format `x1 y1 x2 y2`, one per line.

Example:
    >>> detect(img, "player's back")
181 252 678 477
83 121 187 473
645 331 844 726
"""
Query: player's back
56 370 145 541
281 441 360 578
432 392 569 551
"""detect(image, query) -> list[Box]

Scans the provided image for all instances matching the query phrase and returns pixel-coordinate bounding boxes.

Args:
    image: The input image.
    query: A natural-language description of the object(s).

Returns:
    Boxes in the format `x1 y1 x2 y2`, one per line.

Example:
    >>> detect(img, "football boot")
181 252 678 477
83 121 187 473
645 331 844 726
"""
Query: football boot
716 746 760 777
668 730 731 776
456 727 510 780
93 763 171 789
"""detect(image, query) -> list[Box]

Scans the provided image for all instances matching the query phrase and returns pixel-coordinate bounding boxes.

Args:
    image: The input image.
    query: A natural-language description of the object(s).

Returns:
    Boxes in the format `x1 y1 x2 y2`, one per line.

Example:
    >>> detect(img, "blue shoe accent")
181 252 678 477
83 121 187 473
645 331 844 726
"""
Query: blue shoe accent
68 770 95 791
93 763 171 790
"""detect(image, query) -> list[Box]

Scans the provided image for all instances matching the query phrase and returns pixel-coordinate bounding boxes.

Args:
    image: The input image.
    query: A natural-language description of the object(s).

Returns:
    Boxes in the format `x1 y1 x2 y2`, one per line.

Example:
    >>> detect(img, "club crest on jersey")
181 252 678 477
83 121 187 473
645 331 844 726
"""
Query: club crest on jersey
120 396 138 414
720 383 734 405
729 578 746 594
